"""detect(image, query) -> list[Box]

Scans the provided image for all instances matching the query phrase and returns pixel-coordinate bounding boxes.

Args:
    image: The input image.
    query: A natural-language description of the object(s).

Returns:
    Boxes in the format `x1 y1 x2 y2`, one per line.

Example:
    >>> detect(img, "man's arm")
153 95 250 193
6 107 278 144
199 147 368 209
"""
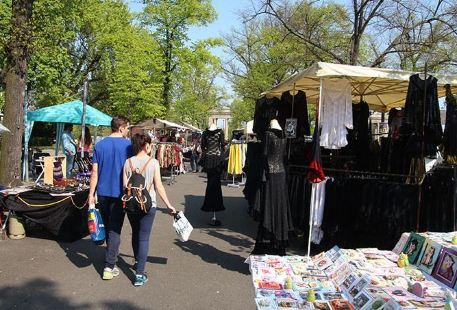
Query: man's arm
88 163 98 206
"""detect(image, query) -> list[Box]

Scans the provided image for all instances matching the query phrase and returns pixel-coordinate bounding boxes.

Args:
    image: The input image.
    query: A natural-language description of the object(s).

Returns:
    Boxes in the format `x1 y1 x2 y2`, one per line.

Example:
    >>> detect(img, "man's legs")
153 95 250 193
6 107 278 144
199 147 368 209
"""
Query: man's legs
103 197 125 279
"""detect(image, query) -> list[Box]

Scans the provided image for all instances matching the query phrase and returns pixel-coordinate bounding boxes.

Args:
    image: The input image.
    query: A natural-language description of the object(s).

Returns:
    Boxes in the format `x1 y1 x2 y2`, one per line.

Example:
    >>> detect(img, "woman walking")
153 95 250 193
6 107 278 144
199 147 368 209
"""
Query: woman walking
123 134 176 286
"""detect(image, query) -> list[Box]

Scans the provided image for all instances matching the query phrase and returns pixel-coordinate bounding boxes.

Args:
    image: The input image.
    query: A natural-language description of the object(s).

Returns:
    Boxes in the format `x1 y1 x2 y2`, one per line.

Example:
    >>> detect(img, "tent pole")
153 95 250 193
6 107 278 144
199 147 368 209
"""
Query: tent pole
81 78 88 158
416 63 428 231
23 84 29 182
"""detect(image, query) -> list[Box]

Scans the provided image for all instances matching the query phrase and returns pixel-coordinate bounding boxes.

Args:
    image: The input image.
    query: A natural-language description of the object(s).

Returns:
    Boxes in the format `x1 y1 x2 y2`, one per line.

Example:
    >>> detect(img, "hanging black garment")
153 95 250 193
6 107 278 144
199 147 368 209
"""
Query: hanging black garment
444 85 457 159
201 129 224 169
403 74 443 157
201 129 225 212
351 101 370 170
243 142 263 210
253 129 294 255
253 96 280 136
278 90 311 137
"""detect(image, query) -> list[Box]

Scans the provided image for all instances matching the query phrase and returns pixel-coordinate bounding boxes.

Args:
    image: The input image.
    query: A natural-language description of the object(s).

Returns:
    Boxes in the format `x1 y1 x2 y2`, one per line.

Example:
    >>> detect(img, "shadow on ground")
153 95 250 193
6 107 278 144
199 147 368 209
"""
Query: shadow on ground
174 239 250 275
0 278 144 309
58 239 168 282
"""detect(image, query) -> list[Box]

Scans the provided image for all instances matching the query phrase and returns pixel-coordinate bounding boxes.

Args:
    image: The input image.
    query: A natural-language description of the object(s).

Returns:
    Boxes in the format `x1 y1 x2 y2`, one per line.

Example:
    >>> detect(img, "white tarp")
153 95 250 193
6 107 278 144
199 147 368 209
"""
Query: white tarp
263 62 457 111
181 122 202 132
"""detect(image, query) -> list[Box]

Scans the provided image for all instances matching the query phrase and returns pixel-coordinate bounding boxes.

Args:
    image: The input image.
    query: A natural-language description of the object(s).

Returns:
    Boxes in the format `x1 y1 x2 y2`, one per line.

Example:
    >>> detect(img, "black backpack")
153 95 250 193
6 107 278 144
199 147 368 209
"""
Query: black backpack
121 158 153 214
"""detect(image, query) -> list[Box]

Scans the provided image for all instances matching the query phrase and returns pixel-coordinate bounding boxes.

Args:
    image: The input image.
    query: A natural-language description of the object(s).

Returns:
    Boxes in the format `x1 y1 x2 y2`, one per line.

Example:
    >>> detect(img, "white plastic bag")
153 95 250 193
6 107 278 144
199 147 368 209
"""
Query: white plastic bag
173 211 193 242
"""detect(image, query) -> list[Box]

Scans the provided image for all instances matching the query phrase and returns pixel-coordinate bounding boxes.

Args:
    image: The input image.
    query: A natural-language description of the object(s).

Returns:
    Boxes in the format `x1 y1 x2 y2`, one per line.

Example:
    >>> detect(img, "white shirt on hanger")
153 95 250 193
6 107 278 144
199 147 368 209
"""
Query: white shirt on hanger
319 79 353 149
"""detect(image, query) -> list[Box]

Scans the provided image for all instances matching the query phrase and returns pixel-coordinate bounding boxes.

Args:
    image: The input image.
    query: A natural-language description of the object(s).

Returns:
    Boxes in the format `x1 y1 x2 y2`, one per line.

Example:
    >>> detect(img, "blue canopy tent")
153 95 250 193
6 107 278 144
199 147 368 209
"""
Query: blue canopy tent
23 100 112 181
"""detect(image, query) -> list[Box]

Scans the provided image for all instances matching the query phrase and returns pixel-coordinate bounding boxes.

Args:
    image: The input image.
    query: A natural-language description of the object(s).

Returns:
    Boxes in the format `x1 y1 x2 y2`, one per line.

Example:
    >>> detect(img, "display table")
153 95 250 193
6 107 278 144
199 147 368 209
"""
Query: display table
2 188 89 242
249 232 457 309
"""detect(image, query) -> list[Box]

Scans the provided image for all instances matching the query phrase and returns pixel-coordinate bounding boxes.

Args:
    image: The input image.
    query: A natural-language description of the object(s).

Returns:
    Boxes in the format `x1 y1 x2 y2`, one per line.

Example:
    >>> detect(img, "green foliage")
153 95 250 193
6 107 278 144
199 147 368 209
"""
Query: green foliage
229 98 255 130
170 39 224 128
141 0 218 110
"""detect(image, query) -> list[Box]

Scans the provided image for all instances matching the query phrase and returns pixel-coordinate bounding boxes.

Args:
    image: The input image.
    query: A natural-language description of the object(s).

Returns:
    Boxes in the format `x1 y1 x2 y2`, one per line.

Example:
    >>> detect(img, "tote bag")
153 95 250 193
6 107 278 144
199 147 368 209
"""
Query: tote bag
173 211 193 242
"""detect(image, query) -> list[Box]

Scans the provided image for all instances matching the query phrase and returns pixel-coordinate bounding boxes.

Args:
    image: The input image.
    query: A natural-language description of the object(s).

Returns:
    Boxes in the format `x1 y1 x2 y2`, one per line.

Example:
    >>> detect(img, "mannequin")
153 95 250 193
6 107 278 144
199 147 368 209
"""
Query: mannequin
252 117 293 255
270 119 282 131
200 124 225 225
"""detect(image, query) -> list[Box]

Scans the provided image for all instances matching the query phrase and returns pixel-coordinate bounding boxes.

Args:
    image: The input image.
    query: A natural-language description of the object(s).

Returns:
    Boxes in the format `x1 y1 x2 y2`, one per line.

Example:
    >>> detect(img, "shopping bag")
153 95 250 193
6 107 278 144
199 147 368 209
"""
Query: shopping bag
88 205 105 244
173 211 193 242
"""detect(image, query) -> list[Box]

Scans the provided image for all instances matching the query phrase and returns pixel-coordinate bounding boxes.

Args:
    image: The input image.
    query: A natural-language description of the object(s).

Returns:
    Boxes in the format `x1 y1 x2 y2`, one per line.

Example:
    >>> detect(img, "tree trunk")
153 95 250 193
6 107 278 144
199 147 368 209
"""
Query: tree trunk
0 0 33 186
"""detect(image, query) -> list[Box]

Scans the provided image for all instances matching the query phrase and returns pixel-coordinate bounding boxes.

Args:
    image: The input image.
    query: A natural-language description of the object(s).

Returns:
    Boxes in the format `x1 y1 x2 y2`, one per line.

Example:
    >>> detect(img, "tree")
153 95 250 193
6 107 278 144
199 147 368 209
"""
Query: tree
0 0 34 185
141 0 217 112
253 0 457 69
169 39 224 128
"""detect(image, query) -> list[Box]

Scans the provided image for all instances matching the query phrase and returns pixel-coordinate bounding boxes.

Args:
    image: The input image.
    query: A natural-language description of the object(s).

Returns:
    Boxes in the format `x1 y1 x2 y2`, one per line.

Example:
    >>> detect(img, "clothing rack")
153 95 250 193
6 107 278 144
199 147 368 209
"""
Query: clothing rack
226 141 247 188
155 142 180 185
287 164 418 181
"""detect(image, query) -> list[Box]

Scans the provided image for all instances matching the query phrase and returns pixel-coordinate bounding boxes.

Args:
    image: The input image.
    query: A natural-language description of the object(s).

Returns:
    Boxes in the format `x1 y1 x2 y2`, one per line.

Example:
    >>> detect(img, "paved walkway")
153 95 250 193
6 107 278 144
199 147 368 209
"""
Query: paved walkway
0 172 260 310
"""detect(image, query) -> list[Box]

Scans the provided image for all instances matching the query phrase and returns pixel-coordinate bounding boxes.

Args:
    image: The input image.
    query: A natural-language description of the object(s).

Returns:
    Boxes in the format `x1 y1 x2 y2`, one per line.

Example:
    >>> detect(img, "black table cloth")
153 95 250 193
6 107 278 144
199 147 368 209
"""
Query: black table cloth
2 189 89 241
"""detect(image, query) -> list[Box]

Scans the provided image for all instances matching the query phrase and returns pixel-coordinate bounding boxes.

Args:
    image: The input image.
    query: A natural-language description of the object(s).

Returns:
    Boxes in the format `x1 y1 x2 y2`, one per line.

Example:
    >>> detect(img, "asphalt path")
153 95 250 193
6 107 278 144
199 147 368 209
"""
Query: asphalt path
0 172 260 310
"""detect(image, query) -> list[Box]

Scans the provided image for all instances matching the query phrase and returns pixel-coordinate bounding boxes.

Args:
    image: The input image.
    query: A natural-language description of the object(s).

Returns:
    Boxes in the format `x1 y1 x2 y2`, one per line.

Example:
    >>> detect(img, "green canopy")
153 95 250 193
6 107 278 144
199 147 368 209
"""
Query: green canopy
27 99 112 126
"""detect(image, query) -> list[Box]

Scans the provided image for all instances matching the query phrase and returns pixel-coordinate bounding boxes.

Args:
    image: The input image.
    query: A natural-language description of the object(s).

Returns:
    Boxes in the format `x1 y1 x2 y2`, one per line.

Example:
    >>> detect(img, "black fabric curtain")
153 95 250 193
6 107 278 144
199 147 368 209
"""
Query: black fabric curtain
420 165 457 232
2 189 89 241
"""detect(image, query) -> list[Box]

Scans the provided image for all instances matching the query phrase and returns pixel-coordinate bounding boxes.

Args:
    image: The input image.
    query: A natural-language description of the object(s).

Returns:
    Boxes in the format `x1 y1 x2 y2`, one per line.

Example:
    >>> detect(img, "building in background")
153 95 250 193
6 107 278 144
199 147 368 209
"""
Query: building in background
208 107 231 139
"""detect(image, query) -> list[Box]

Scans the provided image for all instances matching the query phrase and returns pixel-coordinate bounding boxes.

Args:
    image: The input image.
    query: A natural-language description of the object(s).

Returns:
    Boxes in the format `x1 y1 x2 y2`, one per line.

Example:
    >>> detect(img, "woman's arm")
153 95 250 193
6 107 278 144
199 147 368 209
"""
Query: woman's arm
153 165 176 215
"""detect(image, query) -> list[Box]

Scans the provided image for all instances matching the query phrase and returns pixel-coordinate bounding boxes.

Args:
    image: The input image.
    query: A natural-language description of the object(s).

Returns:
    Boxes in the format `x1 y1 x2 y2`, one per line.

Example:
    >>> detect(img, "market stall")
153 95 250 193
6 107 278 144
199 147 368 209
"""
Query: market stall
245 62 457 255
249 231 457 309
24 99 112 181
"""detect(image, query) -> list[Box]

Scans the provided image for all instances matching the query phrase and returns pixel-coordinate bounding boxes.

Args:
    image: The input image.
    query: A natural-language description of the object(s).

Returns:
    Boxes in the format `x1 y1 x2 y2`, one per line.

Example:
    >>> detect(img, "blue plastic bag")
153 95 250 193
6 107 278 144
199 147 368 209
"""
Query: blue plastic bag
88 207 105 244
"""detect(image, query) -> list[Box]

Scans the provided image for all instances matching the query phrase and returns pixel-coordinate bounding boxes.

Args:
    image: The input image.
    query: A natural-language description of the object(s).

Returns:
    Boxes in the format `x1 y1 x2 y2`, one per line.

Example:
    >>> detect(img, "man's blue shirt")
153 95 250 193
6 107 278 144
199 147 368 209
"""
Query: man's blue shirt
93 136 132 198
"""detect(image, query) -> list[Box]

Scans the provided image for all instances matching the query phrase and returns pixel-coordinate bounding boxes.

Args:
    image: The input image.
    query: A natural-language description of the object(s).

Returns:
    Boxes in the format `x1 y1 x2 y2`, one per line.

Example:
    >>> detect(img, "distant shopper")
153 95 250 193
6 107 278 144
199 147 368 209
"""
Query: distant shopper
62 123 77 177
88 116 132 280
190 137 201 172
123 134 176 286
78 126 93 156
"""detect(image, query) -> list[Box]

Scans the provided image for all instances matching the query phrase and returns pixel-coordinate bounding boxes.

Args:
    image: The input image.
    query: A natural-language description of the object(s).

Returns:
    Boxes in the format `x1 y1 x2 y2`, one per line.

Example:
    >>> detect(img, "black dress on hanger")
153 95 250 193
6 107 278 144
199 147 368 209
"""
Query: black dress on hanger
444 85 457 160
201 129 225 212
252 128 293 255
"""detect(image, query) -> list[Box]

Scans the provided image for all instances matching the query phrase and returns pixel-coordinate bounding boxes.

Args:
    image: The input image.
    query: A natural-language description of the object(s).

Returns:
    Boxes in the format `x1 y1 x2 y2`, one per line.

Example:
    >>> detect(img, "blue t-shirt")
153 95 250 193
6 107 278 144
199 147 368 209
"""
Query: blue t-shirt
93 136 132 198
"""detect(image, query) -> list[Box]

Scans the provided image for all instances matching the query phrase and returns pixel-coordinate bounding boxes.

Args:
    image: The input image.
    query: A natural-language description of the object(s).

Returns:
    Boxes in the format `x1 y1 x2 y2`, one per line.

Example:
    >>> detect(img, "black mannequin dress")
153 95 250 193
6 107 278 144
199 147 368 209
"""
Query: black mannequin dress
252 128 293 255
201 128 225 212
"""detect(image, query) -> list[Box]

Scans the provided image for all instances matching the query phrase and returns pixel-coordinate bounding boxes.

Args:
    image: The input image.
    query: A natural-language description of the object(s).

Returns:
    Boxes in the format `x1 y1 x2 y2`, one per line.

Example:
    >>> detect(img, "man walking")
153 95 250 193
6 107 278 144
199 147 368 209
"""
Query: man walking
88 116 131 280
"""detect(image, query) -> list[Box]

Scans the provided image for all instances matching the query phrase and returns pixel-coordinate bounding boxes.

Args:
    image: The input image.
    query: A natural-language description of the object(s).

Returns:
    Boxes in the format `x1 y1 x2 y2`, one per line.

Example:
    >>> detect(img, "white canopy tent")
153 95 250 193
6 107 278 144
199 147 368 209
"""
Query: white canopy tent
262 62 457 257
263 62 457 111
136 118 188 131
181 122 202 133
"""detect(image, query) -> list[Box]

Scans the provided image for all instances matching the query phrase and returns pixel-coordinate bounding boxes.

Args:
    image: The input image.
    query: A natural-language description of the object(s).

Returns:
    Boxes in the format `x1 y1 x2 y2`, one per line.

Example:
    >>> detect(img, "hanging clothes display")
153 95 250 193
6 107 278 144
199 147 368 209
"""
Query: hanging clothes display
201 128 225 212
227 143 246 175
278 90 311 137
155 143 179 168
310 180 327 245
307 121 325 183
253 128 294 255
243 141 263 214
253 96 280 136
349 101 370 170
444 84 457 163
403 74 443 157
319 79 353 149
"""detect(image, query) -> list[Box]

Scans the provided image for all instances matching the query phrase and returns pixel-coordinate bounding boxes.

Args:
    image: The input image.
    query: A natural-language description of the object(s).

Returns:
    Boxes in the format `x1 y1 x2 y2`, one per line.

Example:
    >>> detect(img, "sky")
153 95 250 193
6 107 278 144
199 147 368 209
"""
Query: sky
127 1 254 99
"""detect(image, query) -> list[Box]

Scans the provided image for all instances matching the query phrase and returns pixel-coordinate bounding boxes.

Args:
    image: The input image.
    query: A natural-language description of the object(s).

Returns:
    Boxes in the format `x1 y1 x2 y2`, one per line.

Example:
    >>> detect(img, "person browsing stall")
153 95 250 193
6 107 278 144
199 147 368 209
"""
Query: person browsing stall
123 134 176 286
88 116 132 280
62 123 77 177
